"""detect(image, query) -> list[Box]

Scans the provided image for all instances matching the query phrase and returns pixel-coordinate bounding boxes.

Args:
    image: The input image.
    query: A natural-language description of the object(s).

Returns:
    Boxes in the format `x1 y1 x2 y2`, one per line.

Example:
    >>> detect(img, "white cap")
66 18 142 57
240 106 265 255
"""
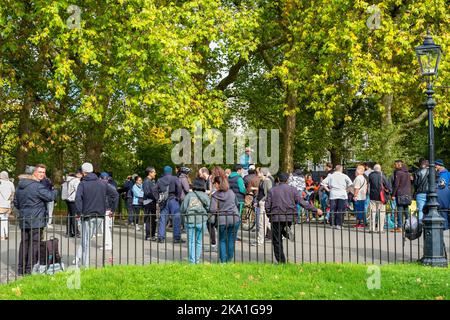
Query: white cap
81 162 94 173
249 164 256 171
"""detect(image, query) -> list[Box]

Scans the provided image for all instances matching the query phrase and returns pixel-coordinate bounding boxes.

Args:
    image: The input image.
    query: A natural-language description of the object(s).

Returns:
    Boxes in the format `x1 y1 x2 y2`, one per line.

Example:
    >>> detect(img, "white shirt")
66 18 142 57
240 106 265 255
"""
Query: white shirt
353 175 368 201
321 171 353 200
0 179 15 209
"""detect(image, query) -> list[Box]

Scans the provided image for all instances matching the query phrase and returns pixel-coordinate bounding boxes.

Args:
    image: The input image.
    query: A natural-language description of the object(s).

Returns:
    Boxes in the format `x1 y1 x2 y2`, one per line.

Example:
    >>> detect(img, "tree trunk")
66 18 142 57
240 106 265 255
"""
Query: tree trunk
52 146 64 186
85 124 105 172
381 93 393 126
282 87 297 173
329 148 341 167
14 91 32 179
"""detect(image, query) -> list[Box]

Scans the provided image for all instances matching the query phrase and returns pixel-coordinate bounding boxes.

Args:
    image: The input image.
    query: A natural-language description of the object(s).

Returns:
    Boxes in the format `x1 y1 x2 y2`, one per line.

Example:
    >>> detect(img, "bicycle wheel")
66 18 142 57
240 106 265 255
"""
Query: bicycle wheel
241 205 256 231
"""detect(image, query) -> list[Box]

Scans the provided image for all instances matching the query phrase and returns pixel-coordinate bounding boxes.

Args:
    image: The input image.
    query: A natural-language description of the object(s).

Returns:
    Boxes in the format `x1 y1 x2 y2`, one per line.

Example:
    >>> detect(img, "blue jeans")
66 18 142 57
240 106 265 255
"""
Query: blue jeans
416 193 427 222
396 205 409 228
364 197 370 216
218 222 240 263
321 193 329 212
158 198 181 241
186 223 205 264
354 200 366 224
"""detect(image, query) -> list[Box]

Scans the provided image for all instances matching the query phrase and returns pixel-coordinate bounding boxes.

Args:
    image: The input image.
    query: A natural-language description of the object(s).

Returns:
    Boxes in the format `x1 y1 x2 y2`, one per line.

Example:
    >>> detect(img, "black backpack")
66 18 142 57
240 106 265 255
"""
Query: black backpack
39 238 62 266
404 215 422 241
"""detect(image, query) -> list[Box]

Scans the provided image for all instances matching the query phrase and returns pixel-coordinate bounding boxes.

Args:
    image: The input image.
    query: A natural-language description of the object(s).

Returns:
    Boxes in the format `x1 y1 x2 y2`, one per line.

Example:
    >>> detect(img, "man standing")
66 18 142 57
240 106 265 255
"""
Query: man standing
64 170 83 238
14 164 57 275
321 165 353 230
435 159 450 187
99 172 119 250
265 173 322 263
353 165 368 228
40 174 55 229
392 160 412 232
75 163 118 267
228 164 247 215
239 147 253 173
157 166 185 243
143 167 158 241
0 171 15 240
368 164 392 233
252 167 273 246
414 159 429 222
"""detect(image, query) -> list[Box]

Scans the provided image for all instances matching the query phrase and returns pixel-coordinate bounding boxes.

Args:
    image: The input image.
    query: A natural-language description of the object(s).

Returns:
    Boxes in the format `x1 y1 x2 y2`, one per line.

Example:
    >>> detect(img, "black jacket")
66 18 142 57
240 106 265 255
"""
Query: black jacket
392 165 412 198
368 171 392 201
75 173 119 218
157 173 182 201
265 183 317 223
143 177 158 202
14 175 57 229
414 168 429 195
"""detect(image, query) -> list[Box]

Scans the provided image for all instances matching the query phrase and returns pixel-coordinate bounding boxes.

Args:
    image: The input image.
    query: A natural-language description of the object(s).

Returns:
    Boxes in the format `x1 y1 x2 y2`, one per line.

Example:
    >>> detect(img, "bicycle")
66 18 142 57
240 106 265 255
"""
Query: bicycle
241 193 257 231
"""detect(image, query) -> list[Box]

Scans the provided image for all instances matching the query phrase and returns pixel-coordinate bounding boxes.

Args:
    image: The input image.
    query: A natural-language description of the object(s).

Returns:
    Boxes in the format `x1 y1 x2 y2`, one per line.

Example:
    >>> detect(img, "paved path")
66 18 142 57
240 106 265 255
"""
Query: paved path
1 217 449 283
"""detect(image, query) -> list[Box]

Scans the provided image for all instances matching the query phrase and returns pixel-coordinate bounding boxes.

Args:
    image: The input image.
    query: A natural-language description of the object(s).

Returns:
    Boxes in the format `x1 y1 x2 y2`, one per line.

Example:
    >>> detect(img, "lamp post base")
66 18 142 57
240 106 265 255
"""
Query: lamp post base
420 257 448 268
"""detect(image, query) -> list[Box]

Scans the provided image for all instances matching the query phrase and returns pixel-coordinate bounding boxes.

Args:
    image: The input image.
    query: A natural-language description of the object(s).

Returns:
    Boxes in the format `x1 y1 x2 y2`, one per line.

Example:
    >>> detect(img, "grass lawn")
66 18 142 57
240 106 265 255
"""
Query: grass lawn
0 263 448 300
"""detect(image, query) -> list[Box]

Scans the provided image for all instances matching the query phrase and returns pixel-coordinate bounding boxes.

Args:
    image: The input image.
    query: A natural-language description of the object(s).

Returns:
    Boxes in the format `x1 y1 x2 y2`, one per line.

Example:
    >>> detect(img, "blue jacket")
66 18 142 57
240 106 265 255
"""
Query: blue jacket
437 169 450 188
14 175 57 229
132 184 144 206
75 173 119 218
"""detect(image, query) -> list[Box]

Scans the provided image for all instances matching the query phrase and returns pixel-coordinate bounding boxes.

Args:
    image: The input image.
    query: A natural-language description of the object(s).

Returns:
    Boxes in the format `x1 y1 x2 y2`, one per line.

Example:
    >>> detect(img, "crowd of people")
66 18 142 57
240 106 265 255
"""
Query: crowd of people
3 148 450 274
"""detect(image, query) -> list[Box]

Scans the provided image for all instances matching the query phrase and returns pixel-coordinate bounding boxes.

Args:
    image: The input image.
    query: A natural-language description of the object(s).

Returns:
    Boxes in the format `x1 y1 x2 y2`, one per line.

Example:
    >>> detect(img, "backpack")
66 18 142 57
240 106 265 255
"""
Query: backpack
404 215 422 241
158 185 170 207
61 180 70 201
40 238 62 265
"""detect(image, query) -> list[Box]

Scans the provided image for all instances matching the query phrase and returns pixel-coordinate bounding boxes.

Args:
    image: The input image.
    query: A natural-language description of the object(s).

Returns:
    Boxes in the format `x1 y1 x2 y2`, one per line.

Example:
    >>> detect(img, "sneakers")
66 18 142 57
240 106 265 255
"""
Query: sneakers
354 224 365 229
135 225 141 231
205 244 217 252
251 241 263 247
47 224 53 229
173 239 186 244
146 236 157 241
391 227 402 233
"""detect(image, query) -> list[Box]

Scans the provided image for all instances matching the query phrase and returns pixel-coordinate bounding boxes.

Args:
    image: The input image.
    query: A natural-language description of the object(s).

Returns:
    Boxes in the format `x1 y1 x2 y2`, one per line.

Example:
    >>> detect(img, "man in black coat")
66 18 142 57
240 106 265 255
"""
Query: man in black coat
143 167 158 241
265 173 322 263
74 163 118 267
14 164 57 276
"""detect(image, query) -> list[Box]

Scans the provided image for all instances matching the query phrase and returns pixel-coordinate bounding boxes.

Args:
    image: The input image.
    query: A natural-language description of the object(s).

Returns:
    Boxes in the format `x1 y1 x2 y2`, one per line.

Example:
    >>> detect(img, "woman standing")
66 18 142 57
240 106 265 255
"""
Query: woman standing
181 178 210 263
131 176 144 231
210 176 240 263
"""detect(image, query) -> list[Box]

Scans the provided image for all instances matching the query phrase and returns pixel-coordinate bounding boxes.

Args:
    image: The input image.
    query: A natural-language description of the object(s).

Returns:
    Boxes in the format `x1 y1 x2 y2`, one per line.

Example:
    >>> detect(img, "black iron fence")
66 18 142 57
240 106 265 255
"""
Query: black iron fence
0 204 449 284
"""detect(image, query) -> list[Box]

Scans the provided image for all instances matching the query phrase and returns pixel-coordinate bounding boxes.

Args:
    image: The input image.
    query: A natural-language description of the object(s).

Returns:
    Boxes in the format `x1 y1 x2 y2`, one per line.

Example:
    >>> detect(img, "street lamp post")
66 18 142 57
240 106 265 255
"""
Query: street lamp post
415 31 447 267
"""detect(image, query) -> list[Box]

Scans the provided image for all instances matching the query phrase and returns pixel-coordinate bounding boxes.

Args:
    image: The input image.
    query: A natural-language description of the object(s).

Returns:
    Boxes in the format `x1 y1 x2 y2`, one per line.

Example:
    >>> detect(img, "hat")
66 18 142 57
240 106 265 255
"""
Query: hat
0 171 9 180
278 172 289 182
248 164 256 171
192 178 206 192
435 159 445 167
81 162 94 173
164 166 173 174
100 172 109 179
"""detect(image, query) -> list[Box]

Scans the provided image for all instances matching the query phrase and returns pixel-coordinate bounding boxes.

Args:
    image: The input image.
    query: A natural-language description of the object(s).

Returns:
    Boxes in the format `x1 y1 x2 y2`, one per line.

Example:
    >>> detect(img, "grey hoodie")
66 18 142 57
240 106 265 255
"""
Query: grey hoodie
210 189 240 226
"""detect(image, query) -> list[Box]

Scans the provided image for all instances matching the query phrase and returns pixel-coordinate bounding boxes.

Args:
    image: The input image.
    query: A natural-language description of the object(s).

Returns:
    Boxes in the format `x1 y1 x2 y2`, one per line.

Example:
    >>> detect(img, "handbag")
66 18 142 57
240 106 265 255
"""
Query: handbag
192 191 210 224
379 174 386 204
397 194 412 206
